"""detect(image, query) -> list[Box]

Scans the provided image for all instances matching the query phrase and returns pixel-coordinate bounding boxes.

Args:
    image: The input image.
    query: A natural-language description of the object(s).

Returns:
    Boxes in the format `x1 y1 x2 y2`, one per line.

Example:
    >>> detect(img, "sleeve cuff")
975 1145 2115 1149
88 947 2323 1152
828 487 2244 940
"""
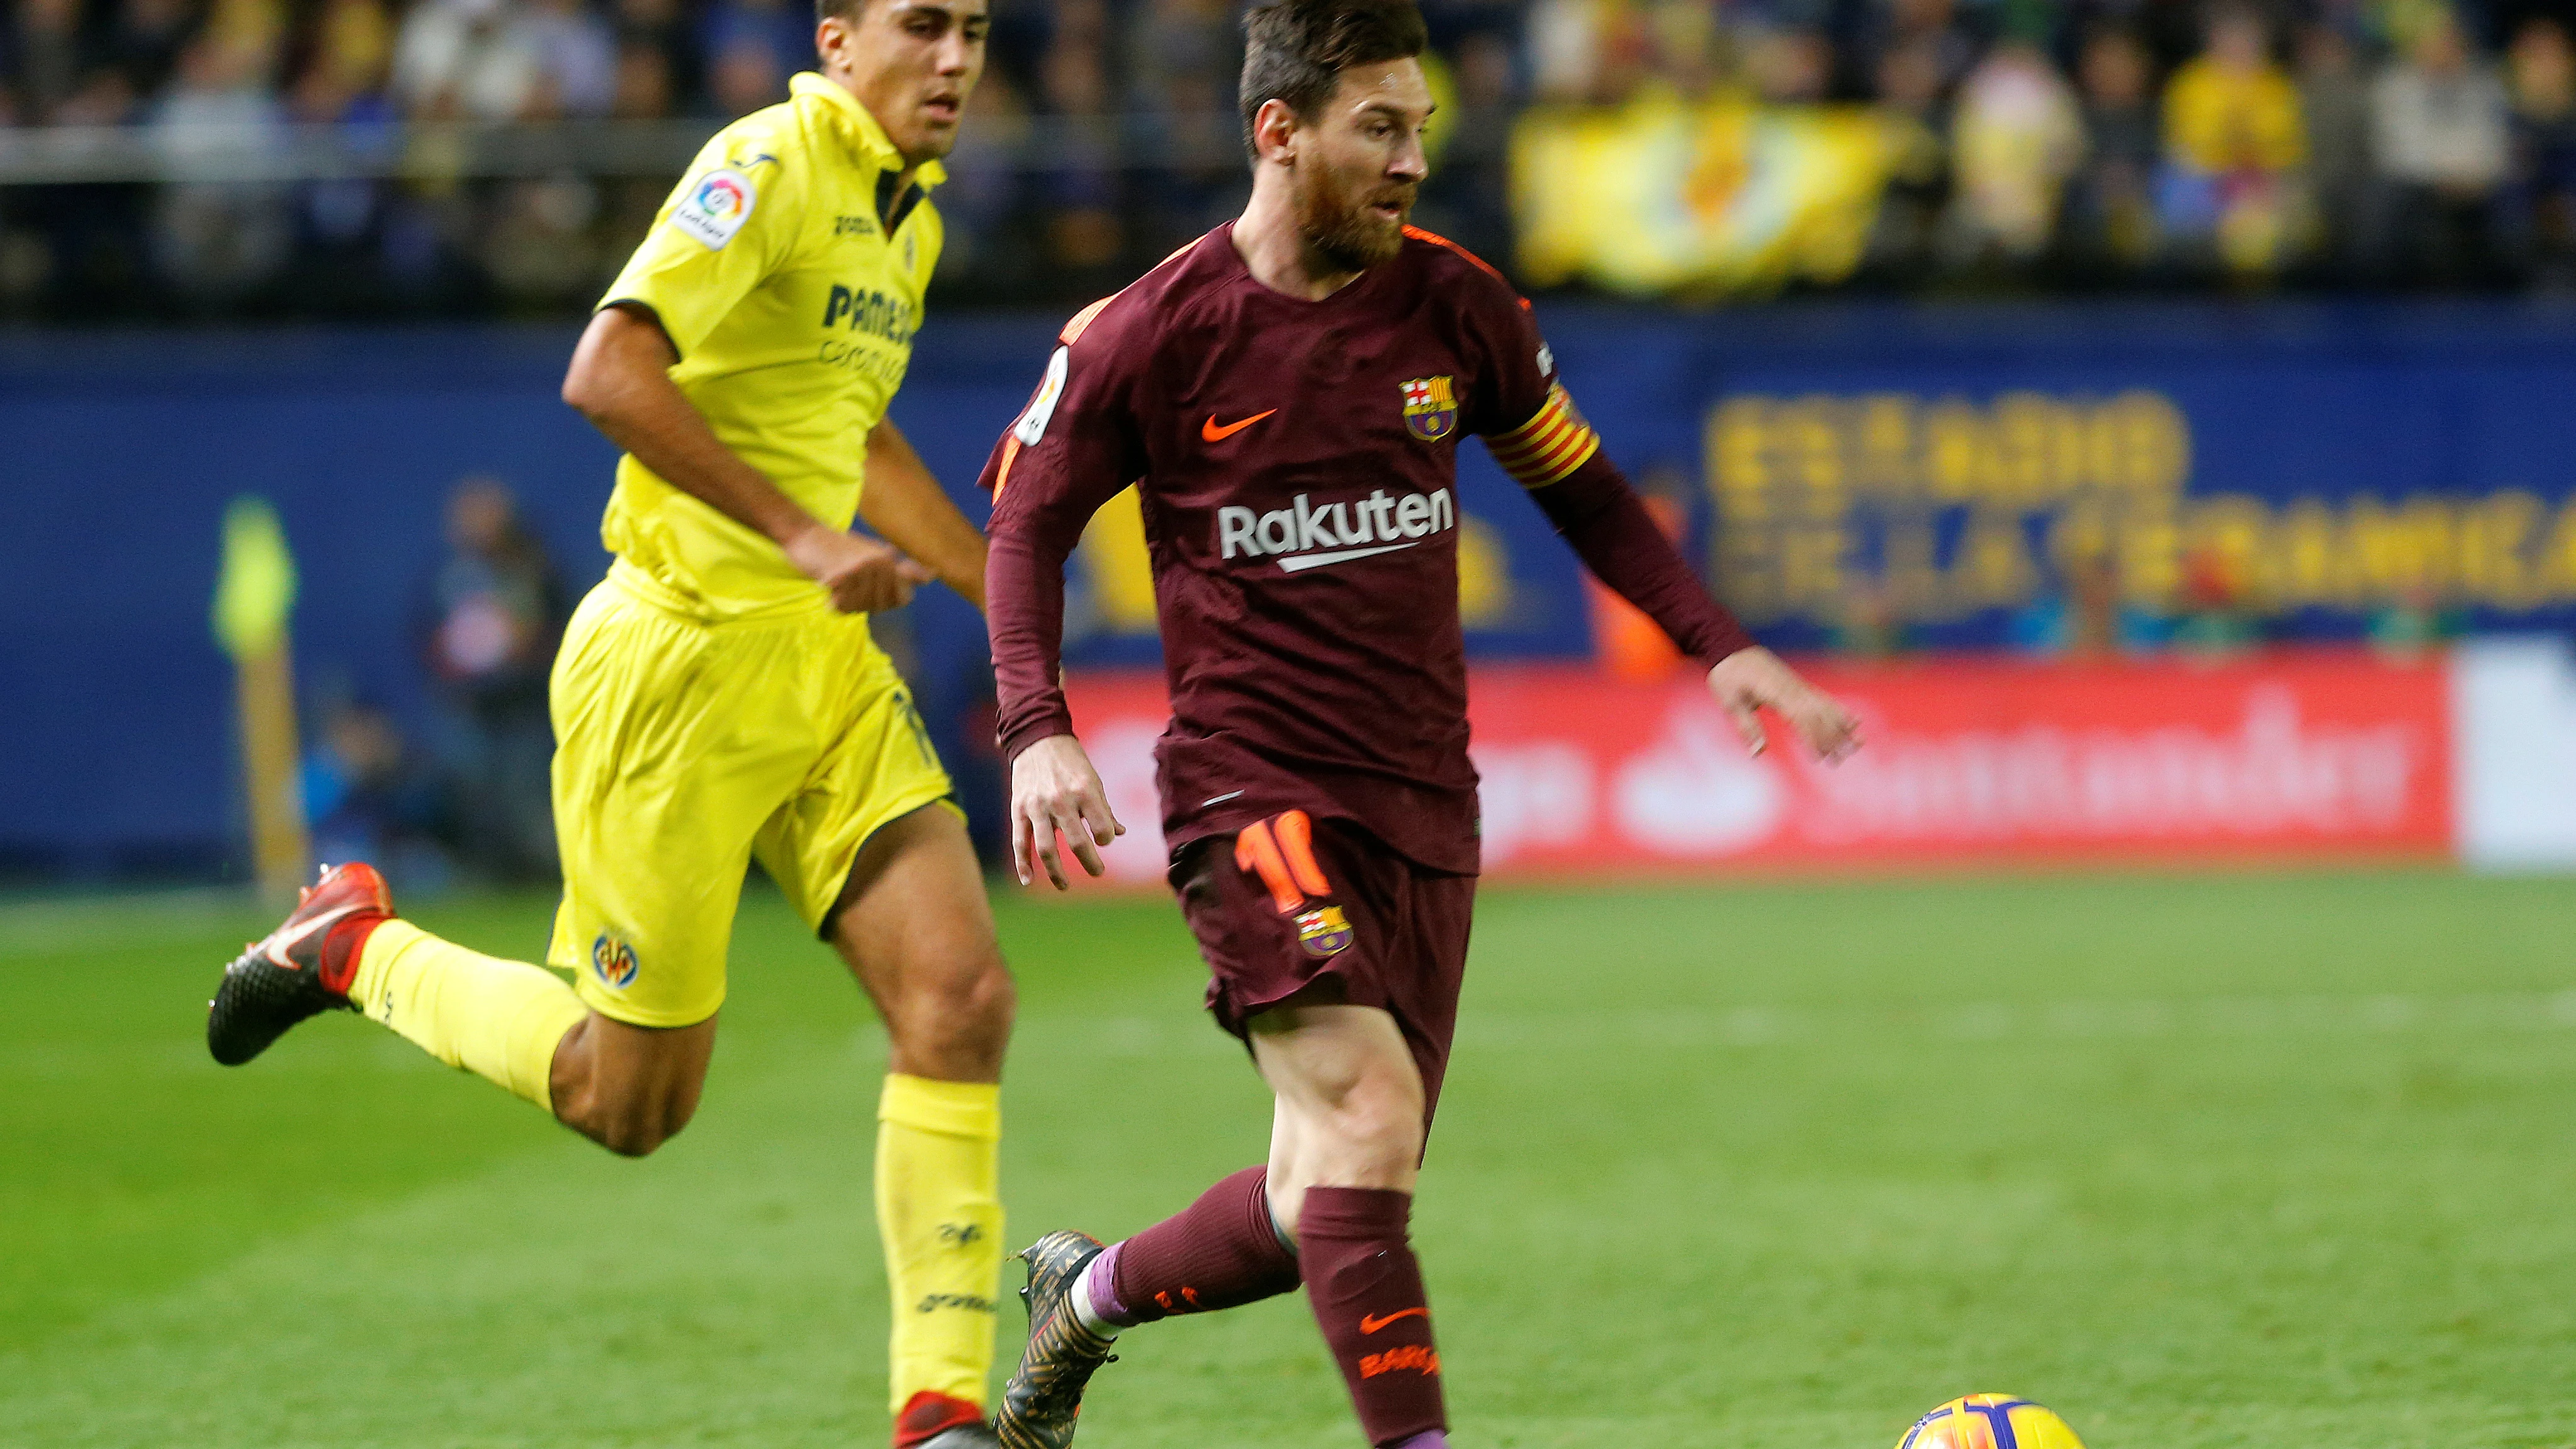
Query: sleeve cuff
597 298 682 362
997 711 1076 762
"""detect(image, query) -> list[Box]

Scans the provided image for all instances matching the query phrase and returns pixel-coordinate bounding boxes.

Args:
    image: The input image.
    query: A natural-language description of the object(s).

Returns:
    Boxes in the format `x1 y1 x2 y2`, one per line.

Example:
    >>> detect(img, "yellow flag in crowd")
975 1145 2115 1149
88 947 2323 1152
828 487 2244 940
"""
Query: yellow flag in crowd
211 495 310 902
1512 87 1891 296
213 495 298 662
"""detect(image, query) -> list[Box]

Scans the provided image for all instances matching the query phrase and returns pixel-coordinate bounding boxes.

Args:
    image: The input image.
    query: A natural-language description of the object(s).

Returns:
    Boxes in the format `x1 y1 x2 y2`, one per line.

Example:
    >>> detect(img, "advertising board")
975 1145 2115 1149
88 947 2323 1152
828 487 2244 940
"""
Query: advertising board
1061 652 2487 881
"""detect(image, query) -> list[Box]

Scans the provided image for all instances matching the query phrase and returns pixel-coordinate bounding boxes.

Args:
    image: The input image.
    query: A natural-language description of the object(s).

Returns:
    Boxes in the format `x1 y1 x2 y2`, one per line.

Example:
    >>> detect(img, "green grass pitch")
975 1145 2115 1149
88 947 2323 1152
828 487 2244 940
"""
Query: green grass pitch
5 871 2575 1448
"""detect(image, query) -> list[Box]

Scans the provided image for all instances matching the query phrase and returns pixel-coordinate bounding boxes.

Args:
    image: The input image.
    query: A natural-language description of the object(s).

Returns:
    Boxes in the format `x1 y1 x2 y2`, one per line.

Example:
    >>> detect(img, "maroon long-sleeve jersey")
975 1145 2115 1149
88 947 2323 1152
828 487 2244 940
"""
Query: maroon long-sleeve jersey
981 224 1753 875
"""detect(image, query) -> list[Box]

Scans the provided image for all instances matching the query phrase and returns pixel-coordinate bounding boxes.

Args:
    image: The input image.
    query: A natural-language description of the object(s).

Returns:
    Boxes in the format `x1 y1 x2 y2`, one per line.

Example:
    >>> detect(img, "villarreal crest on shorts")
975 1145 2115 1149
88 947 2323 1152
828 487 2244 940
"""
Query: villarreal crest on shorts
544 566 955 1027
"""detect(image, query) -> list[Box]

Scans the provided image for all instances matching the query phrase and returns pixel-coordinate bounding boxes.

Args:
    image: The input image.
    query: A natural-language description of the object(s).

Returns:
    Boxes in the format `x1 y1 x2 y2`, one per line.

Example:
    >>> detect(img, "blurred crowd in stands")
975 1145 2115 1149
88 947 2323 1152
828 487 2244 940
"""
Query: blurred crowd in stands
1835 0 2576 288
6 0 2576 315
303 474 568 888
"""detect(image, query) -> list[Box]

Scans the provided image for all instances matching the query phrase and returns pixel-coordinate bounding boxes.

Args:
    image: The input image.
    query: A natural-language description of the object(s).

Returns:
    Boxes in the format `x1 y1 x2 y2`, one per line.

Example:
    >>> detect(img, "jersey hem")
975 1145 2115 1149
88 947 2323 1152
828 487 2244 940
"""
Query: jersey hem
604 556 835 626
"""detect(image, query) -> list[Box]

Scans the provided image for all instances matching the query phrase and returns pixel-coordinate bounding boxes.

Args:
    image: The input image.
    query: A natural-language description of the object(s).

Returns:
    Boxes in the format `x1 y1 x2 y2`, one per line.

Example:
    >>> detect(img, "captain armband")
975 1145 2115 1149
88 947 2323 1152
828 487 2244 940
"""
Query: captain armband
1487 383 1602 490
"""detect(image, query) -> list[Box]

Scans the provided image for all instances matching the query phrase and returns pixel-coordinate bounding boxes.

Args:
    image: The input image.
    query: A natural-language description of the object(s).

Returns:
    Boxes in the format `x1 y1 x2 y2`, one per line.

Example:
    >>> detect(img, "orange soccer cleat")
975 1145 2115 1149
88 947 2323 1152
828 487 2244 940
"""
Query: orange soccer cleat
205 862 395 1066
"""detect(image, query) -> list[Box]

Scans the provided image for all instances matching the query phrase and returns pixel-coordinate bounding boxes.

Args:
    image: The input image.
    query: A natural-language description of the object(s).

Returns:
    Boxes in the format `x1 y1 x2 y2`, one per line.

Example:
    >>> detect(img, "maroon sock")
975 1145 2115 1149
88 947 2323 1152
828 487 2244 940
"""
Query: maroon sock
1298 1187 1446 1447
1101 1165 1302 1325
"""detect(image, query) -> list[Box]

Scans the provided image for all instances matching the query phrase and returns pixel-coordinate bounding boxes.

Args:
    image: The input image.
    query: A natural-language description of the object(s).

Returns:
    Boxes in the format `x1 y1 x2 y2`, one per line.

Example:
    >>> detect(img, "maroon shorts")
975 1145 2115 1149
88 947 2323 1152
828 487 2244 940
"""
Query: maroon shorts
1170 811 1476 1126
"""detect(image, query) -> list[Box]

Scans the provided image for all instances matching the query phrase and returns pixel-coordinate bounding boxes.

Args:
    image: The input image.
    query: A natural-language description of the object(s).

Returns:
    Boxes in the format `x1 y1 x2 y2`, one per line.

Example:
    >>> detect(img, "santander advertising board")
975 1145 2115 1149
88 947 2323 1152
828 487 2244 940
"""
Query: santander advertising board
1059 654 2456 881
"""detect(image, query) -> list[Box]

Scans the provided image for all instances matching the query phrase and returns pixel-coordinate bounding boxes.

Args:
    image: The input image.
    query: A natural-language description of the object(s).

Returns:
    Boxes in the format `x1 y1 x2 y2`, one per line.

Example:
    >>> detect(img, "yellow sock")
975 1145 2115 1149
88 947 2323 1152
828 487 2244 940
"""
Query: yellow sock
349 919 590 1110
877 1073 1005 1417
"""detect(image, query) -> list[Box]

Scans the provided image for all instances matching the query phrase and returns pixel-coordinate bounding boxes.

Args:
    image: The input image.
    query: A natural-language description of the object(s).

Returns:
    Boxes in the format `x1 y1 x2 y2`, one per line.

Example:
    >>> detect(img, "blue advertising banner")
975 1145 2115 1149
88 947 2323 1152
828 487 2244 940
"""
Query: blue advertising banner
6 302 2574 872
1681 312 2576 653
1045 301 2576 663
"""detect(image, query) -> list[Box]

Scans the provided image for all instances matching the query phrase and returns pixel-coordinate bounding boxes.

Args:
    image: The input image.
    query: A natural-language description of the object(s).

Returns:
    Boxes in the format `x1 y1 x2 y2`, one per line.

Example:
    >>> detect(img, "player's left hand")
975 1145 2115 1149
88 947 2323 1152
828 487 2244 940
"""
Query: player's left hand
1010 733 1126 889
785 524 937 614
1706 647 1861 763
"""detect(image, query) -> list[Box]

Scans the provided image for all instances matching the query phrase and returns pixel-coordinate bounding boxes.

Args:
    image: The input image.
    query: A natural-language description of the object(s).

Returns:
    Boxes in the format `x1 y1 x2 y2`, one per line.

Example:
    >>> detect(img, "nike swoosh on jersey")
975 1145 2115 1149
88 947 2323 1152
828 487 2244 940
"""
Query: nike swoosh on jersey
1201 410 1277 442
1359 1307 1429 1334
262 903 364 969
1275 541 1419 573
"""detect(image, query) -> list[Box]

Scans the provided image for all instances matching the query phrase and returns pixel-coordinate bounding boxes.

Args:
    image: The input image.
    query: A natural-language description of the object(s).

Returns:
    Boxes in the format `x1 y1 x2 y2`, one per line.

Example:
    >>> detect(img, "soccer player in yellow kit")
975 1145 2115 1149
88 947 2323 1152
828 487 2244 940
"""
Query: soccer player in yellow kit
205 4 1012 1445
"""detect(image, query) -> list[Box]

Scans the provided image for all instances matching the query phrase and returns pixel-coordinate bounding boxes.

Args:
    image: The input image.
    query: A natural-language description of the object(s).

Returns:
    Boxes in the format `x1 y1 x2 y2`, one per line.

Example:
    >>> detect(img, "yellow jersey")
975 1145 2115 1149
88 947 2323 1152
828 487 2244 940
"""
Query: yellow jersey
2162 58 2307 175
598 72 944 617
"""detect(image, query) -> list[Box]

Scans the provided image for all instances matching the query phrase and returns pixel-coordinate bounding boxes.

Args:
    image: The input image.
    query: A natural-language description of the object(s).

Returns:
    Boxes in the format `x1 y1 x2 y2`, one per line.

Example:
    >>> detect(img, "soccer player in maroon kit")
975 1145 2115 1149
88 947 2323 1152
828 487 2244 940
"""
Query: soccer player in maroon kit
977 3 1858 1445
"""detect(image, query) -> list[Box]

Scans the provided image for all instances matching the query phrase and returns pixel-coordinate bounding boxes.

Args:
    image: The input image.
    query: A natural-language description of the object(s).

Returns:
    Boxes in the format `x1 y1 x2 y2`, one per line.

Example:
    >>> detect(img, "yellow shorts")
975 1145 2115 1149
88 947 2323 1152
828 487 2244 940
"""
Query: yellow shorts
545 564 957 1027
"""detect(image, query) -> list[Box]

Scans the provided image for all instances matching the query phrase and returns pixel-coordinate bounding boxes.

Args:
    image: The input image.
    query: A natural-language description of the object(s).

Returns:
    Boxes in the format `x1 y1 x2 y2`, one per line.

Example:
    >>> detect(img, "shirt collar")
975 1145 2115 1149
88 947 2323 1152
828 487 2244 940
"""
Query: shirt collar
789 72 947 189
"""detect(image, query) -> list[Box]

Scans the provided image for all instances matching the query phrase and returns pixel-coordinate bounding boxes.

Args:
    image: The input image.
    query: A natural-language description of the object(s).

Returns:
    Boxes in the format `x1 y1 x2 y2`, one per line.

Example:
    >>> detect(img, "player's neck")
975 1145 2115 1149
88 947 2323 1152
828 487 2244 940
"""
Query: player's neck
1231 187 1364 301
823 62 926 199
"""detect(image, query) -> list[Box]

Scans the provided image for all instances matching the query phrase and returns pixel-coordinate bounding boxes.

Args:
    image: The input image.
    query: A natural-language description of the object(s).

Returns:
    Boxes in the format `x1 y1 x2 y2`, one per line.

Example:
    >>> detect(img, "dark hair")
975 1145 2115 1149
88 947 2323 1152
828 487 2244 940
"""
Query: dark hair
1238 0 1429 157
816 0 865 22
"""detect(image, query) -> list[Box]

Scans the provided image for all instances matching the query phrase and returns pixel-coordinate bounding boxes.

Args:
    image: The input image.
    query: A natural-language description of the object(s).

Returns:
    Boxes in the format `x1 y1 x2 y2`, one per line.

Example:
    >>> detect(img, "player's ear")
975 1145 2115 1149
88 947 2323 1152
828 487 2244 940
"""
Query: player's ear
1252 97 1301 166
816 13 855 72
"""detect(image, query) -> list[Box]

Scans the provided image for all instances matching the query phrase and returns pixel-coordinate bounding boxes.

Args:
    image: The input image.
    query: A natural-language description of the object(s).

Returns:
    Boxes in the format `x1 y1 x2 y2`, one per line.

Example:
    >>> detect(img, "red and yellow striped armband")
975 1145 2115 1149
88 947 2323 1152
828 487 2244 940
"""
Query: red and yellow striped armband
1487 383 1601 489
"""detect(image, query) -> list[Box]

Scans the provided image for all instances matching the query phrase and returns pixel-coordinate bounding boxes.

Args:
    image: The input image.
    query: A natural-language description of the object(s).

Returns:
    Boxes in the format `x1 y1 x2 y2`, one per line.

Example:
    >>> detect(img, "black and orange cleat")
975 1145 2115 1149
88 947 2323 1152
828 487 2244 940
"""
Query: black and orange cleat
995 1231 1116 1449
207 862 393 1067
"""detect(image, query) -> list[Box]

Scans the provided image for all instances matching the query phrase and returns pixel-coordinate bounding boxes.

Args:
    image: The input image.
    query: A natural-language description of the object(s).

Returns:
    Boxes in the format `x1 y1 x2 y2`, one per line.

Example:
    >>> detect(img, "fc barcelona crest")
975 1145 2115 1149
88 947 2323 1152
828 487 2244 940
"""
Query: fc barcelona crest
1400 375 1458 442
1295 905 1355 959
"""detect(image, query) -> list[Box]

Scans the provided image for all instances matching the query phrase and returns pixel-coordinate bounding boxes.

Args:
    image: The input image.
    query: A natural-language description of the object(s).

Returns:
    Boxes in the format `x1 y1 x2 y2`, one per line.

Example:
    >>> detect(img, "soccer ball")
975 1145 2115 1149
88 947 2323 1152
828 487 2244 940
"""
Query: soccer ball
1894 1394 2086 1448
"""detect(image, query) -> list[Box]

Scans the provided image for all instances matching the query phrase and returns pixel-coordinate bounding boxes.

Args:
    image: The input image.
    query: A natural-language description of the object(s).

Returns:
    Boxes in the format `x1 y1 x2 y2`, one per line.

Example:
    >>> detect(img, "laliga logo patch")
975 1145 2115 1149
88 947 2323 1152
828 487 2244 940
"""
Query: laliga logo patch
673 167 755 250
1295 905 1354 959
591 933 640 989
1400 375 1458 442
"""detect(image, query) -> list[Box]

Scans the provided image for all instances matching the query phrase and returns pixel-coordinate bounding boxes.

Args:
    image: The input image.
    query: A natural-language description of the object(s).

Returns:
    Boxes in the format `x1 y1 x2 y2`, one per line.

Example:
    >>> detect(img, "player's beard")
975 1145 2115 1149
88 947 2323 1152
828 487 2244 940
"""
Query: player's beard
1295 165 1415 273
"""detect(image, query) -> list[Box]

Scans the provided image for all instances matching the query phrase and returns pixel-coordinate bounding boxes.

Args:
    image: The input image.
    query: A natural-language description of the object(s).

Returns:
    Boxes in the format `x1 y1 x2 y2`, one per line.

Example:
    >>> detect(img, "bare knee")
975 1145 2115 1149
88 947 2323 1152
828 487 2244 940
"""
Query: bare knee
554 1068 700 1156
587 1090 699 1157
1305 1069 1426 1181
887 949 1016 1081
1252 1005 1427 1205
548 1013 713 1157
1269 1078 1422 1239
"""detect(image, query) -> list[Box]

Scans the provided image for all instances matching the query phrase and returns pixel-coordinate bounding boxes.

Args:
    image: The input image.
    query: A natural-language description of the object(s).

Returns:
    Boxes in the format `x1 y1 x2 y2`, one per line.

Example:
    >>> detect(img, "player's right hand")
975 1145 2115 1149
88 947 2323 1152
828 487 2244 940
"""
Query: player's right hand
1707 646 1862 763
785 524 936 613
1010 733 1125 890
